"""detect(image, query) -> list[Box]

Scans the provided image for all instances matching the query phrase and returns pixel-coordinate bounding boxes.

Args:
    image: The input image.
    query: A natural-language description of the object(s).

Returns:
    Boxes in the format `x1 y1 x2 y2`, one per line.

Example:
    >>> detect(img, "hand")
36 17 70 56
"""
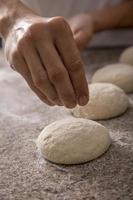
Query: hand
4 14 89 108
68 13 95 50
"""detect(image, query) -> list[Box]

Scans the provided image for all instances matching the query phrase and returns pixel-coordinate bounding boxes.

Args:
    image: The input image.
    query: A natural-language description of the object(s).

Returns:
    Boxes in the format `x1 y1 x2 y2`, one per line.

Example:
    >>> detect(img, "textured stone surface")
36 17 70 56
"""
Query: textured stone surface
0 48 133 200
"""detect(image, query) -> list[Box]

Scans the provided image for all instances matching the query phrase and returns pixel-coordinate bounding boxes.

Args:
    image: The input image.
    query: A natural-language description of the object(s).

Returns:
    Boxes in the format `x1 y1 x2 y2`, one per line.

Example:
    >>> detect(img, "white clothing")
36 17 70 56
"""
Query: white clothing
22 0 133 47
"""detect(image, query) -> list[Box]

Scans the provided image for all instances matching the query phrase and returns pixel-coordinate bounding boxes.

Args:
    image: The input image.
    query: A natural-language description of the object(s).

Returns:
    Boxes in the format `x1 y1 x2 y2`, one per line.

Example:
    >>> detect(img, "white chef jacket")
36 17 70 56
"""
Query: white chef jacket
22 0 133 47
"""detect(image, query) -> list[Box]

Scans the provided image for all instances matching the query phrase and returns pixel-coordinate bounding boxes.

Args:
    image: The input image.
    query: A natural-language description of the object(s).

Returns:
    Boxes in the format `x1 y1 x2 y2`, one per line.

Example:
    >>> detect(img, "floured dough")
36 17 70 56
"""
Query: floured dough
72 83 129 120
120 46 133 66
37 118 111 165
91 63 133 93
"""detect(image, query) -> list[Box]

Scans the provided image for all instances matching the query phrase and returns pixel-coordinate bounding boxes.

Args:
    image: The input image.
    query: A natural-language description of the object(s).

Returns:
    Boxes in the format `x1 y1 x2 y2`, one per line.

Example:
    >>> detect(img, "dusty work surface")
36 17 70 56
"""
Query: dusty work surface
0 48 133 200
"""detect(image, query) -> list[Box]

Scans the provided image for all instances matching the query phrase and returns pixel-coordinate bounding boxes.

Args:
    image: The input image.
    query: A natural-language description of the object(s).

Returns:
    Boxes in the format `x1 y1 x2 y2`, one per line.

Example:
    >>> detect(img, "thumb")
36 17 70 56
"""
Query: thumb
74 30 92 51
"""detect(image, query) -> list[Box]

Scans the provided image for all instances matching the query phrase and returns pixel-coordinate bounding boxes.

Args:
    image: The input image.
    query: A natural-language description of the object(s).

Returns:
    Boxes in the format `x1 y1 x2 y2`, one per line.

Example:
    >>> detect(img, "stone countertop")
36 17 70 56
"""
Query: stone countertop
0 48 133 200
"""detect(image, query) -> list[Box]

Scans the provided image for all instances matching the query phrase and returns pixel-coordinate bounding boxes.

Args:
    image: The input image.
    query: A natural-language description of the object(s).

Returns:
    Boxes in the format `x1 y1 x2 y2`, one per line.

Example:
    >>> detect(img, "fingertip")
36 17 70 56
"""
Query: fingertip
78 95 89 106
64 100 77 109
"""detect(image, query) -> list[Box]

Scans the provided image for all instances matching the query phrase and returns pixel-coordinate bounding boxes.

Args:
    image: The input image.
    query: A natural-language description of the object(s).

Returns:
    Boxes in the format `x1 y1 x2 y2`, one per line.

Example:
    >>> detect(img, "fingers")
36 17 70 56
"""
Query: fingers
73 31 90 50
7 17 89 108
67 13 94 51
37 41 77 108
18 37 61 105
11 50 55 106
54 24 89 106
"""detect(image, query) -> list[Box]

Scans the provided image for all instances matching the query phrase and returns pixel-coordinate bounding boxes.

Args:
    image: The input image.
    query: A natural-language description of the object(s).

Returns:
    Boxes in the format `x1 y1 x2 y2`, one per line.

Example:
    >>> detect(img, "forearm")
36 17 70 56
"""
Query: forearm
91 0 133 32
0 0 37 38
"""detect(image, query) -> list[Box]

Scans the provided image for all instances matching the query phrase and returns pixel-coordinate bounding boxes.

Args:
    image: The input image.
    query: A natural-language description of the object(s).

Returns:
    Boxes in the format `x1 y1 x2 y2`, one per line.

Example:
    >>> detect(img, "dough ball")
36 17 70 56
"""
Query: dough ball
91 63 133 93
37 118 111 165
72 83 129 120
120 46 133 66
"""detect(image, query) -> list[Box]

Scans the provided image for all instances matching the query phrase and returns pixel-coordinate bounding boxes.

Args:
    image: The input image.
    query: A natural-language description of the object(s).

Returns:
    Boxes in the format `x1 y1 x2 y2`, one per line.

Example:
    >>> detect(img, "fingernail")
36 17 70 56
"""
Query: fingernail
64 100 76 109
79 96 89 106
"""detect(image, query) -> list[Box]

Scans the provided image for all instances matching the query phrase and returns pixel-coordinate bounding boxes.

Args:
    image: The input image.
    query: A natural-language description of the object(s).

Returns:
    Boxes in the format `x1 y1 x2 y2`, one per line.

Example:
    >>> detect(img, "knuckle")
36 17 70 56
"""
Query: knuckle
55 16 67 25
24 30 32 40
50 16 70 32
34 73 47 88
69 59 82 72
50 69 64 82
17 33 31 49
29 22 43 32
28 24 39 37
29 23 48 41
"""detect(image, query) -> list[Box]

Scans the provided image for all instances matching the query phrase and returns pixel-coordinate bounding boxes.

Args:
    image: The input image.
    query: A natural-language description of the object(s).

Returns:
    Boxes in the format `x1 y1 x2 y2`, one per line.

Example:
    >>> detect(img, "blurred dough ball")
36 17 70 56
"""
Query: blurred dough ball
72 83 129 120
91 63 133 93
120 46 133 66
37 118 111 165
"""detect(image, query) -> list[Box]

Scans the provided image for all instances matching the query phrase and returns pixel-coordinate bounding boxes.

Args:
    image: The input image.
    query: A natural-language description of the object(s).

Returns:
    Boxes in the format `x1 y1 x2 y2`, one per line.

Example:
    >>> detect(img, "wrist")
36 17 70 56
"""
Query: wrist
89 10 110 33
0 0 38 38
89 1 133 33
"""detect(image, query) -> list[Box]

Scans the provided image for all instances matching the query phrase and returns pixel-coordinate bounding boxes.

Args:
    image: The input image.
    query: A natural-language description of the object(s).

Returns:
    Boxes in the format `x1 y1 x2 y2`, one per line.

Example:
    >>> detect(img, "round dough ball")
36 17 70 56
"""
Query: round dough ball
120 46 133 66
37 118 111 165
91 63 133 93
72 83 129 120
